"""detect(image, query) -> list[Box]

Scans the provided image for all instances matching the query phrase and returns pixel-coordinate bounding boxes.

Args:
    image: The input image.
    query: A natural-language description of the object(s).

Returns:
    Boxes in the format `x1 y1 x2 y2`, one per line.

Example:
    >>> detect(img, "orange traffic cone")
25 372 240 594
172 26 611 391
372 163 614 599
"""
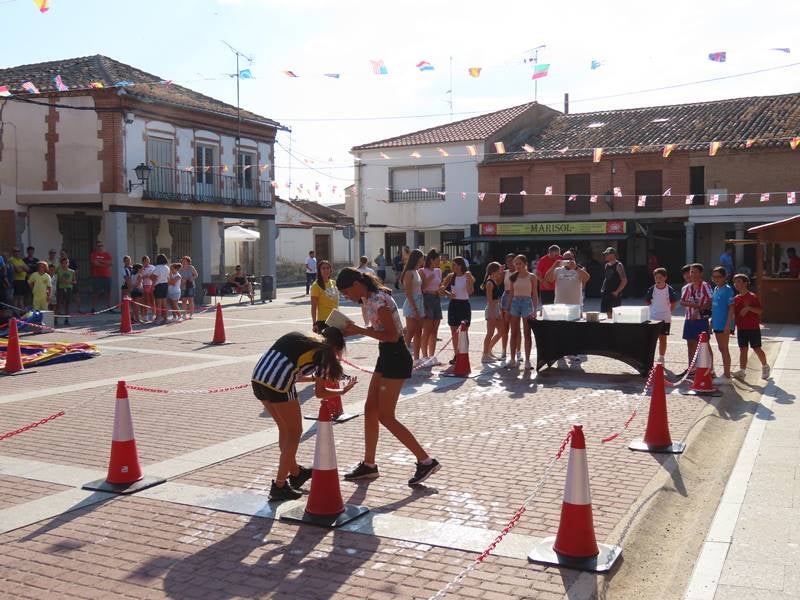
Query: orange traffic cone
3 318 24 374
443 321 471 377
529 424 622 572
119 298 132 334
211 303 226 344
683 332 721 397
82 381 165 494
282 399 369 528
630 364 685 453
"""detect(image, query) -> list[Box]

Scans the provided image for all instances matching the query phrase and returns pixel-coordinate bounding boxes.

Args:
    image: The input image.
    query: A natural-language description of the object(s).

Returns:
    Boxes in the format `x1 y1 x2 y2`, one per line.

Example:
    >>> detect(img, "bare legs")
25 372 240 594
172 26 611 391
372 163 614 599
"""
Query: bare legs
421 318 441 359
404 316 422 360
261 399 302 483
715 331 732 377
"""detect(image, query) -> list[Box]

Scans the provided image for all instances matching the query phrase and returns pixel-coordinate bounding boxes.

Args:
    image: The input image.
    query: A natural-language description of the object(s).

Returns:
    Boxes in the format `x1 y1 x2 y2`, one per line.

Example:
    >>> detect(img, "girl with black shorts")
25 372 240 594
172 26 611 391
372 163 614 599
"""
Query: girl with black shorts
336 268 441 487
440 257 475 365
251 327 357 501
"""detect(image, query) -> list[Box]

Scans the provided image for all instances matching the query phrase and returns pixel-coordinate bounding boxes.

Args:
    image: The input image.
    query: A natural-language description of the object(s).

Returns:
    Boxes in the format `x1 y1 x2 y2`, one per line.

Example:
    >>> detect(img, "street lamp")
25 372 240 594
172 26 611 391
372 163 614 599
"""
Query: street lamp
128 163 152 192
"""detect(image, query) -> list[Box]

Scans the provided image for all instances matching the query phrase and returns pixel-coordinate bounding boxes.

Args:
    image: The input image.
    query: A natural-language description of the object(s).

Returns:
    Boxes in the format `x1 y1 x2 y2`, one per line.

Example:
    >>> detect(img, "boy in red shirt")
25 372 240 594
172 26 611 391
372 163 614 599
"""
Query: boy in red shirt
731 274 769 380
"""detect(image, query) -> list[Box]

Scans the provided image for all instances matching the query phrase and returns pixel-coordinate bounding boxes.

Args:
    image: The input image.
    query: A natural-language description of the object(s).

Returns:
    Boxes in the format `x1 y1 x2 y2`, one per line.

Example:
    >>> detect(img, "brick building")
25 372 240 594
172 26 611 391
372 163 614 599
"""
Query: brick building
476 92 800 294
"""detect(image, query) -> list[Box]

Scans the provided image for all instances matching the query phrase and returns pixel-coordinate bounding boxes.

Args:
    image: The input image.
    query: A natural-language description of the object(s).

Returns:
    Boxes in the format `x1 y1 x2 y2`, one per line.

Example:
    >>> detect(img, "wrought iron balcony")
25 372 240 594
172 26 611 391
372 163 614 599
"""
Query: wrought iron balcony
141 166 273 208
390 187 445 202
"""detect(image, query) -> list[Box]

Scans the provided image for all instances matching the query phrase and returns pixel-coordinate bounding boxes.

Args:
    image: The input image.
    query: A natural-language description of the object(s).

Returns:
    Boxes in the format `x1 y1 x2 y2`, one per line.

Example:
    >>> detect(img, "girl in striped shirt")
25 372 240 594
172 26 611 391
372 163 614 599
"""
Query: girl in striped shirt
251 327 357 501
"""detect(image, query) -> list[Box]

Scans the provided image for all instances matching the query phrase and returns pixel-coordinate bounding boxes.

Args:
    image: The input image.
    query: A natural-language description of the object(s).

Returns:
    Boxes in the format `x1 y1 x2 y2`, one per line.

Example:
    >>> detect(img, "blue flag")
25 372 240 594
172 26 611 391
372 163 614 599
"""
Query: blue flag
590 59 603 70
239 69 253 79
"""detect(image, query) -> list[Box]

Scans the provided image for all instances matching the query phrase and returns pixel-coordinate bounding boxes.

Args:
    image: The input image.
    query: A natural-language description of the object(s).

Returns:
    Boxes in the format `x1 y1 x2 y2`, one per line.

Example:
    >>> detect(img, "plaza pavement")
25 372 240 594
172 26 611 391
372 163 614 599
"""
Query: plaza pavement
0 286 797 600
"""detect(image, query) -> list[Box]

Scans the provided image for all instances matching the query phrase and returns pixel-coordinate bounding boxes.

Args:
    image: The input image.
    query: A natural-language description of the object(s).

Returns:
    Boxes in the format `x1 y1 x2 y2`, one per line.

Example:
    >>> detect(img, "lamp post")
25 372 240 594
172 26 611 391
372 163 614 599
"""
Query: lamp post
128 162 152 193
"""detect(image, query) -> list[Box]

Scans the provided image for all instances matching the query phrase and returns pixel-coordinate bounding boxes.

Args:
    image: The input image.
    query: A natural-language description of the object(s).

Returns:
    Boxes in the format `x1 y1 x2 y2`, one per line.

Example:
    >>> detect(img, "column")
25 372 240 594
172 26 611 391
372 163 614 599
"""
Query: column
684 221 695 264
103 211 127 305
191 216 214 302
405 230 415 251
735 223 745 268
257 216 277 300
218 221 226 278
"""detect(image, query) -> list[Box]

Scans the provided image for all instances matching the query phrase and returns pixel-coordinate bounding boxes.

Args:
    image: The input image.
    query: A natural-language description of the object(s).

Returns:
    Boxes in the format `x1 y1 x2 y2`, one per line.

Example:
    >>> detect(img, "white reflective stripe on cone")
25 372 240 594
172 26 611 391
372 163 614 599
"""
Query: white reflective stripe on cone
111 398 135 442
313 421 338 471
696 342 711 369
563 448 592 505
458 329 469 353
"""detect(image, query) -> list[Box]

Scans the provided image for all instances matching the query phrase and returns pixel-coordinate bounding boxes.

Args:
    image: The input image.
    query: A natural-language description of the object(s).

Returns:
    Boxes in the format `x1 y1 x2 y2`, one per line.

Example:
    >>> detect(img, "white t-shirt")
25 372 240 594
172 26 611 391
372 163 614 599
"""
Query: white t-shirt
168 272 182 295
141 264 155 288
153 264 170 285
357 265 376 275
553 266 583 305
305 256 317 274
649 285 673 322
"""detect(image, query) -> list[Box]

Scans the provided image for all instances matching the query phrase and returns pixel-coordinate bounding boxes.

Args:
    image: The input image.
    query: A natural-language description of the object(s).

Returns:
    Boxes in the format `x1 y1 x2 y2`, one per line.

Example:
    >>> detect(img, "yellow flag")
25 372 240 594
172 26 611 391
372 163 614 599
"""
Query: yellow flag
468 67 482 78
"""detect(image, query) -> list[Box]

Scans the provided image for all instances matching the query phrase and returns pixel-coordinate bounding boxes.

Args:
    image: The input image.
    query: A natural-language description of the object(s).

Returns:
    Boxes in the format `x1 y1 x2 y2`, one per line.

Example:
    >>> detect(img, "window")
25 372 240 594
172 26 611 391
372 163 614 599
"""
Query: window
499 176 524 216
690 166 705 205
565 173 591 214
196 144 216 186
390 165 443 202
237 152 255 189
635 170 663 211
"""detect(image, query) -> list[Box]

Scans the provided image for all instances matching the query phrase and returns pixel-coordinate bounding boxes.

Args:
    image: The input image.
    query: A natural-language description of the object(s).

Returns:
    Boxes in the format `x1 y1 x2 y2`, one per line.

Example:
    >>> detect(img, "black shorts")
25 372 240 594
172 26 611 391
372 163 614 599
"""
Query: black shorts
447 299 471 327
252 381 297 403
658 321 671 336
540 290 555 306
13 280 28 297
375 338 413 379
423 292 443 320
56 288 72 305
600 292 622 313
130 288 143 298
154 282 169 299
737 328 762 349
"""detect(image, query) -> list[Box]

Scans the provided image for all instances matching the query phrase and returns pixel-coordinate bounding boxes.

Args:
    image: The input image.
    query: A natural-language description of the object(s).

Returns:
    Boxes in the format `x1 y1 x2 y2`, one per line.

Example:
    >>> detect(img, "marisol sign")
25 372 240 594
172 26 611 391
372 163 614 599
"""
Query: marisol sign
480 221 626 236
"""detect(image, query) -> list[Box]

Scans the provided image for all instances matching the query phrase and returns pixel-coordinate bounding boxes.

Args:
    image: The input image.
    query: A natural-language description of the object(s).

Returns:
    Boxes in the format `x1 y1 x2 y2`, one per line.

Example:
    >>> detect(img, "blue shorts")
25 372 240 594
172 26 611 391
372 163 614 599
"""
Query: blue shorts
402 293 424 318
510 296 534 318
682 318 710 341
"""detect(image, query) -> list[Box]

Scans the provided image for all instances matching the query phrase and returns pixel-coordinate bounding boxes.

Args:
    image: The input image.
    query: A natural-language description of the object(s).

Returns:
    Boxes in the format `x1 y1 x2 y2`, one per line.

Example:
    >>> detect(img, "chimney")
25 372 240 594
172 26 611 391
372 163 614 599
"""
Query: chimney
564 93 569 115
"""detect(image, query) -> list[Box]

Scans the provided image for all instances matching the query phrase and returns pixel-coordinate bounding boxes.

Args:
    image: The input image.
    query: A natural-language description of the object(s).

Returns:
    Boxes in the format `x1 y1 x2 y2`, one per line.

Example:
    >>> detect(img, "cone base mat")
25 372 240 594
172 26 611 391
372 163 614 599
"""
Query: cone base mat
82 475 166 495
281 503 369 528
629 439 686 454
528 536 622 573
303 412 361 424
681 388 723 397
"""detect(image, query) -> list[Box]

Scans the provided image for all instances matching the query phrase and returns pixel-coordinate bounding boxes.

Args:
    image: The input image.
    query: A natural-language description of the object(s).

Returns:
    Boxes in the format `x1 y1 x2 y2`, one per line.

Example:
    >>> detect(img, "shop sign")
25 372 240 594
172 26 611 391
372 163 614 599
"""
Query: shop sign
480 221 626 236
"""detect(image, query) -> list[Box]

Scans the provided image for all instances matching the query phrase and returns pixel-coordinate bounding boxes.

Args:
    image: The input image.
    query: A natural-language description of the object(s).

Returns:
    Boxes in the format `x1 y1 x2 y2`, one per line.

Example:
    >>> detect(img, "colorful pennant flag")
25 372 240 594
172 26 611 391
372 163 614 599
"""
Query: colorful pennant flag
638 195 647 207
33 0 49 13
437 191 446 197
461 192 466 200
53 74 68 92
324 73 340 79
760 193 769 202
630 145 641 153
89 81 104 89
522 144 535 153
478 192 486 202
770 48 791 53
593 148 603 163
437 148 449 157
790 137 800 150
568 194 577 202
380 152 390 160
283 71 299 78
494 142 506 154
663 144 676 158
416 61 434 72
709 141 721 156
745 138 756 148
590 60 603 70
468 67 482 78
613 187 622 197
708 51 727 62
590 194 598 203
520 190 527 196
663 187 672 196
734 193 744 204
788 192 796 205
410 151 421 159
370 59 388 75
22 81 39 94
238 69 253 79
466 145 478 156
545 186 553 196
685 194 695 205
709 193 719 206
0 86 11 97
531 63 550 80
115 80 134 87
498 193 507 204
558 147 569 154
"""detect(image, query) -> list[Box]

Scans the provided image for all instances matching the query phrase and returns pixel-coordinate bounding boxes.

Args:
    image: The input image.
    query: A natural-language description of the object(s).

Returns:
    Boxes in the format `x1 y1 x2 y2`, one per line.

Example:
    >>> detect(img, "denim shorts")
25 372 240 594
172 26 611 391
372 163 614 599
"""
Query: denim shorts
510 296 534 317
402 293 424 318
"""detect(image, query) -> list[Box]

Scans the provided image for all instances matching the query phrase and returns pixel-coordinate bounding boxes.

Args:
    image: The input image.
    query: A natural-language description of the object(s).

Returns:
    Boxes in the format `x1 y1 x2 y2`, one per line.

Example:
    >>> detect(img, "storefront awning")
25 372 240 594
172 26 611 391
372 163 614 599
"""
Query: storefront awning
463 234 630 243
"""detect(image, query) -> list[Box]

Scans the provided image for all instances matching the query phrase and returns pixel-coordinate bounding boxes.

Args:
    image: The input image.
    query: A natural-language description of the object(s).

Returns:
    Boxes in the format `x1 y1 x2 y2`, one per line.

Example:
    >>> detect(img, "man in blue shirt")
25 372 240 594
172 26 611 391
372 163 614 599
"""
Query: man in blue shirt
711 266 736 384
719 245 734 280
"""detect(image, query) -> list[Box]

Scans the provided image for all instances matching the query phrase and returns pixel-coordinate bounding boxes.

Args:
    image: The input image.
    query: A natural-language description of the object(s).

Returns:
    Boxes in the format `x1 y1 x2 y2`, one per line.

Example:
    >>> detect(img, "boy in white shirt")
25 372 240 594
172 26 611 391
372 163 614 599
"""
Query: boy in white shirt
645 267 679 363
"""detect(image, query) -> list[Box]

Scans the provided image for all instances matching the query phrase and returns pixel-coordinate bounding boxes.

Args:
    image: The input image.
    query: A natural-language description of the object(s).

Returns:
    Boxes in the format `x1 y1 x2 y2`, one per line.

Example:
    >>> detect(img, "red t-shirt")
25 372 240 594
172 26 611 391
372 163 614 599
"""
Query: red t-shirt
734 291 761 330
536 254 562 291
90 251 112 278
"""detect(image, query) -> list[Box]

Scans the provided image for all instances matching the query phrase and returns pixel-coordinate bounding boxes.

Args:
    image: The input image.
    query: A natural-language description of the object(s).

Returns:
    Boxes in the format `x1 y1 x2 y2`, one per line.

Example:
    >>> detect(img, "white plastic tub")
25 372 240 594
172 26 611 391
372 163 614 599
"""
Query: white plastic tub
612 306 650 324
541 303 582 321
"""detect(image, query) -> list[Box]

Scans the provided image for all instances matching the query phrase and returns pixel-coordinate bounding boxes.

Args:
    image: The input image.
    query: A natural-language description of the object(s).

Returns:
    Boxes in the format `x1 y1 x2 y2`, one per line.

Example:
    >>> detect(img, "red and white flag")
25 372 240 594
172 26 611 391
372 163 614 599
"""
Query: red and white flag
745 139 756 148
638 195 647 207
734 193 744 204
436 191 446 197
709 141 721 156
22 81 39 94
520 190 527 195
613 187 622 197
685 194 695 205
663 187 672 196
709 193 719 206
545 186 553 195
0 86 10 97
788 192 796 205
478 192 486 202
662 144 676 158
760 193 770 203
589 194 598 203
568 194 577 202
461 192 466 200
791 137 800 151
498 193 507 204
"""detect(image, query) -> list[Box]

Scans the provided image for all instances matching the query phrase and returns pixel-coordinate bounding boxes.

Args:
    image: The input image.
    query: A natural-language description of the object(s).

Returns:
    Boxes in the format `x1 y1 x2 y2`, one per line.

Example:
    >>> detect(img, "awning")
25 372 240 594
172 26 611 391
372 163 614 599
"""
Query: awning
224 225 261 241
463 234 630 243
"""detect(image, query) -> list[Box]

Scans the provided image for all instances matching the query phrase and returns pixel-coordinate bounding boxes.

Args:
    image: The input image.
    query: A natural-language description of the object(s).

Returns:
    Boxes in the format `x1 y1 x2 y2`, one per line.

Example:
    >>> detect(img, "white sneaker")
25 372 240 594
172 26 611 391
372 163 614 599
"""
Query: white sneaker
732 369 746 380
712 375 731 385
412 358 425 368
762 365 771 380
505 359 518 370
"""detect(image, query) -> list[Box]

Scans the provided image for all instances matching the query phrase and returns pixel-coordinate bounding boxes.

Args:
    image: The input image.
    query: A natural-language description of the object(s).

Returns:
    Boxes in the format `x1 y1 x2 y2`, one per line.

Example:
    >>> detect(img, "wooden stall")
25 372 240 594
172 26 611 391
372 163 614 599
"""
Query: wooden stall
747 215 800 324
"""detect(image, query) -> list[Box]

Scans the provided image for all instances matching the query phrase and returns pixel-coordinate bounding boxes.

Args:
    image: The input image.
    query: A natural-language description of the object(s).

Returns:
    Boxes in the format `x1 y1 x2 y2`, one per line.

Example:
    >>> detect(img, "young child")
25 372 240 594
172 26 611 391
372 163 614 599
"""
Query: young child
28 261 52 312
645 267 679 363
167 263 182 320
680 263 713 375
710 266 736 384
731 274 770 380
481 262 504 362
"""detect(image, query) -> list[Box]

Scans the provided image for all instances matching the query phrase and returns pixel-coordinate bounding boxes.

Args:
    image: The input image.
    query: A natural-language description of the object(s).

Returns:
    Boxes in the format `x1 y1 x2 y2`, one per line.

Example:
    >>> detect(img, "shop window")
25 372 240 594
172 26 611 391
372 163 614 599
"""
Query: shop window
565 173 591 214
500 176 524 216
635 170 663 211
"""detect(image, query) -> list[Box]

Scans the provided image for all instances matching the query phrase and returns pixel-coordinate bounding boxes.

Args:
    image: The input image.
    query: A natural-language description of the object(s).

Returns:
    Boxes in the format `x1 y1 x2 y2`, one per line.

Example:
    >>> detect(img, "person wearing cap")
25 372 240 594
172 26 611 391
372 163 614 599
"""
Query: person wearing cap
536 245 563 306
600 247 627 318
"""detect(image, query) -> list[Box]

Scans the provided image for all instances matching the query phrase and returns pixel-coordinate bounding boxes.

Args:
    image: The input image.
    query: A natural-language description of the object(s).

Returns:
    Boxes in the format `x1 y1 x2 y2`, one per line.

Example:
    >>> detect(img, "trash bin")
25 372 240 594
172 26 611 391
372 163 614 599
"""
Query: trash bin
260 275 274 303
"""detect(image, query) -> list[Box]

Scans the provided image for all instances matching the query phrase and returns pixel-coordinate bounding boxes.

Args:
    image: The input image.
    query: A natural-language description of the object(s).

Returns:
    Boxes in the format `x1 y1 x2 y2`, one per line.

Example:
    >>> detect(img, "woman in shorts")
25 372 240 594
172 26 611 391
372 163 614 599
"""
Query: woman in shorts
251 327 357 501
481 262 504 362
167 263 182 320
151 254 170 324
420 249 443 365
179 256 199 319
400 249 425 366
499 253 515 362
440 257 474 365
507 254 538 370
141 255 155 321
129 263 144 323
336 268 440 487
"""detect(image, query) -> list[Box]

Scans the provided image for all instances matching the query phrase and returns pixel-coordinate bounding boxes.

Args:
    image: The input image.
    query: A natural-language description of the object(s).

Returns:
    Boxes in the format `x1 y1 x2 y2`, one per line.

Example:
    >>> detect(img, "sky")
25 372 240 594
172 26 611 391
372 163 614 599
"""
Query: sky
2 0 799 204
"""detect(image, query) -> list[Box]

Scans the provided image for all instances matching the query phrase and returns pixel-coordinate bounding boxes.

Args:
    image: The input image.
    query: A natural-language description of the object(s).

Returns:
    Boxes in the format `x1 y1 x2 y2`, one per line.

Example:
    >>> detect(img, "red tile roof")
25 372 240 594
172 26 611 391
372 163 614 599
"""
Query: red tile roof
351 102 537 150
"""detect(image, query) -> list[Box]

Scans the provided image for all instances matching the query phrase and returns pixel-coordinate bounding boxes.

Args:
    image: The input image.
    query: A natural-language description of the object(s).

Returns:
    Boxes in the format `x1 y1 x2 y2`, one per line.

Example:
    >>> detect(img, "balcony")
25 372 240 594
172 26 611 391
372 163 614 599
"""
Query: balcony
142 166 272 208
390 187 444 202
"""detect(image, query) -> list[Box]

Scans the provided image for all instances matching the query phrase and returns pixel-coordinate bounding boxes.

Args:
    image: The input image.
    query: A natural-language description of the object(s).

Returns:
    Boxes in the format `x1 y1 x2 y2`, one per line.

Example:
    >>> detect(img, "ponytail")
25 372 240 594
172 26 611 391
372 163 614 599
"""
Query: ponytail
481 261 501 291
336 266 391 294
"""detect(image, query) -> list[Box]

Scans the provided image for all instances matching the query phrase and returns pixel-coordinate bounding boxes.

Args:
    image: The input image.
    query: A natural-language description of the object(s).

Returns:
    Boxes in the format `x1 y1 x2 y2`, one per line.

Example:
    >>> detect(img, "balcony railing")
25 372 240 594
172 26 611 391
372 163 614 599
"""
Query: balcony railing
142 166 272 208
390 187 444 202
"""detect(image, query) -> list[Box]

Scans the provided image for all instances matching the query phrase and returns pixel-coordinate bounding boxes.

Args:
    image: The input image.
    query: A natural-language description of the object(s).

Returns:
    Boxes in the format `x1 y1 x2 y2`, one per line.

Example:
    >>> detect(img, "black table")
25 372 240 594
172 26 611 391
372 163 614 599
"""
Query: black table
528 319 662 376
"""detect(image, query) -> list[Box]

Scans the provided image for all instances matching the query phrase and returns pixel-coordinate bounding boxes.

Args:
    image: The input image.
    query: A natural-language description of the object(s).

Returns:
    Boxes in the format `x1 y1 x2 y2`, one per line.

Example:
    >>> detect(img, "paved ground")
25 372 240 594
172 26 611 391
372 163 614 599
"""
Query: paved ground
0 286 796 600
